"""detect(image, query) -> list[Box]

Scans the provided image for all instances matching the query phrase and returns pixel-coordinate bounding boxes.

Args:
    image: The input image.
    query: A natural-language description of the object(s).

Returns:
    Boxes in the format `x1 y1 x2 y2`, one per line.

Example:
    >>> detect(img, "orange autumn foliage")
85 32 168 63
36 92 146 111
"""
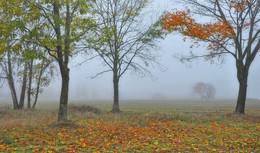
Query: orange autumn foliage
161 9 236 42
230 0 255 12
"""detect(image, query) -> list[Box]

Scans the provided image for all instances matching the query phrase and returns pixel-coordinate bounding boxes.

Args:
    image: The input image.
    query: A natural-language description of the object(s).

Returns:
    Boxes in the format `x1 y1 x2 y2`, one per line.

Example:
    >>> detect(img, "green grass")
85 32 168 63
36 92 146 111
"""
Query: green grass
0 100 259 152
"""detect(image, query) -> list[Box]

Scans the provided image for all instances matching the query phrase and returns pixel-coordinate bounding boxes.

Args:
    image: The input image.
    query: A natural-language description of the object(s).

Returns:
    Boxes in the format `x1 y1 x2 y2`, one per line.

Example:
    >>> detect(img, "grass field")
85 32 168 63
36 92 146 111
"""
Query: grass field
0 99 259 152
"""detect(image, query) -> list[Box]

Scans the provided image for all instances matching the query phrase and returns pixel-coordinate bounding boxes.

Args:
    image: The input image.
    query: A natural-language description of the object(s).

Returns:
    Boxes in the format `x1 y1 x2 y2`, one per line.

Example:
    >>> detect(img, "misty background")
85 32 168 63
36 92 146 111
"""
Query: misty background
0 0 259 103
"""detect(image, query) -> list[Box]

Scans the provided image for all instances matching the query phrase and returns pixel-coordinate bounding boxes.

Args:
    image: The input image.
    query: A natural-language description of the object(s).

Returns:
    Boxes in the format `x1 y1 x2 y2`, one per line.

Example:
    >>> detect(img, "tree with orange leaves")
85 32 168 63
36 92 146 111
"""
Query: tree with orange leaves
161 0 260 114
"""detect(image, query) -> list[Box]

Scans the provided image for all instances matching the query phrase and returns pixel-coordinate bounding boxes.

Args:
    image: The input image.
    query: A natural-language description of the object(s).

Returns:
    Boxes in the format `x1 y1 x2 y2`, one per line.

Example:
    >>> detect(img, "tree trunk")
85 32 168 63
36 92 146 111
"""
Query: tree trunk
18 62 28 109
53 1 71 121
57 63 70 121
6 52 19 109
32 76 40 109
235 62 249 114
27 59 33 109
32 64 44 109
7 76 19 109
236 82 247 114
8 80 19 109
112 70 120 112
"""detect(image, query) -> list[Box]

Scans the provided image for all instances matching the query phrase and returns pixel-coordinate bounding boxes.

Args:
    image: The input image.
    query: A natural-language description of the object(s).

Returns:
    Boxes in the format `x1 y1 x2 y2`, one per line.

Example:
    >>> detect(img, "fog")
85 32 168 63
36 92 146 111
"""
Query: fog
65 35 259 101
0 0 260 103
29 34 260 102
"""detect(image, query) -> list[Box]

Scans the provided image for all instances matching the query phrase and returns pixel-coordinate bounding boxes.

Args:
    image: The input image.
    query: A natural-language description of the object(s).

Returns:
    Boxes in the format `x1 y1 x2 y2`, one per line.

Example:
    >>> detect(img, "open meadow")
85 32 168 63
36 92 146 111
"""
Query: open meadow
0 99 259 152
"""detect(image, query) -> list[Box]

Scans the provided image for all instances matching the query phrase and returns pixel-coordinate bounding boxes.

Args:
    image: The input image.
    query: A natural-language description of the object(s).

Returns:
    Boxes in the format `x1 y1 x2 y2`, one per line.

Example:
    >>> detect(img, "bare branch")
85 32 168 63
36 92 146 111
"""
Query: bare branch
89 70 112 79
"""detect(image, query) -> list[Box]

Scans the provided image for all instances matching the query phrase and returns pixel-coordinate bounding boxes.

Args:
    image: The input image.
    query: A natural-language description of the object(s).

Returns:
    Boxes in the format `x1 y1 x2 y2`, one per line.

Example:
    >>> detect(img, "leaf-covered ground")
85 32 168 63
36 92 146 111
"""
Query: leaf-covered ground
0 105 259 152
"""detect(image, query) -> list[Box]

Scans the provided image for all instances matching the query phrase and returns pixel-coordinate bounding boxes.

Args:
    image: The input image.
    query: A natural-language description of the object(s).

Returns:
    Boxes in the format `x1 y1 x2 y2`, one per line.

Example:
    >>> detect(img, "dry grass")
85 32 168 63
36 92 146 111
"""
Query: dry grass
0 101 259 127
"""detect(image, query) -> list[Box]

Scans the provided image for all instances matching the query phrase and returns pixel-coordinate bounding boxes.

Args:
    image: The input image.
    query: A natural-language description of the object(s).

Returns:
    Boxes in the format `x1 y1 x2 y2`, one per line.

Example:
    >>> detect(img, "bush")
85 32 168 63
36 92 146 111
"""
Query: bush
69 104 101 114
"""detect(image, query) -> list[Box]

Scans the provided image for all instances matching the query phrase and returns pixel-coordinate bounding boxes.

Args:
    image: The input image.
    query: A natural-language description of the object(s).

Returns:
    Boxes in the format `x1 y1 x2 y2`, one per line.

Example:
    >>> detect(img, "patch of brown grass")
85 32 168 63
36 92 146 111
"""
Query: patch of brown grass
68 104 102 114
0 109 56 128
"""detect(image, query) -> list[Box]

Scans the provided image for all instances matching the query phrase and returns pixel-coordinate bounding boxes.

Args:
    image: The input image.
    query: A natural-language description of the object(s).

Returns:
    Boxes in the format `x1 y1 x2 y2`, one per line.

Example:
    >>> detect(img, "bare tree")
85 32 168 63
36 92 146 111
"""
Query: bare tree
84 0 165 112
194 82 216 101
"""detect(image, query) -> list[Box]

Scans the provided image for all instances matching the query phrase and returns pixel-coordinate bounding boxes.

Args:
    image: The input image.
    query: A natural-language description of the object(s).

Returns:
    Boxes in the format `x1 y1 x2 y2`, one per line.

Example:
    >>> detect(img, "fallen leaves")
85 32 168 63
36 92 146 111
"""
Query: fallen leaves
0 110 259 152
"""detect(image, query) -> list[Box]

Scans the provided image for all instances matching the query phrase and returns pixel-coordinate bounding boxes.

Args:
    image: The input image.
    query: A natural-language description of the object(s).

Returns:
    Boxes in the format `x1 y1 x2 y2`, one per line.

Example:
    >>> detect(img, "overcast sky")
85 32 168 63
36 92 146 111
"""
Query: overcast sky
1 0 260 102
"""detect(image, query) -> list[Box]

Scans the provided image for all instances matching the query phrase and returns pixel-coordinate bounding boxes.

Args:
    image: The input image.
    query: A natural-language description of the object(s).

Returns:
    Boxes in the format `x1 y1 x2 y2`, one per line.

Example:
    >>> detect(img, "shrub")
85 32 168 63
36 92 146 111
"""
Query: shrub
68 104 101 114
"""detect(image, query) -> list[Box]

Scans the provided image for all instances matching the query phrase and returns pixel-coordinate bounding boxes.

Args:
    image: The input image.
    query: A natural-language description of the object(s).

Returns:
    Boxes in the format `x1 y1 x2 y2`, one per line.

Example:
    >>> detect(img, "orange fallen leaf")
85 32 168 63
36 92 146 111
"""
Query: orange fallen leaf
82 143 87 147
0 145 7 149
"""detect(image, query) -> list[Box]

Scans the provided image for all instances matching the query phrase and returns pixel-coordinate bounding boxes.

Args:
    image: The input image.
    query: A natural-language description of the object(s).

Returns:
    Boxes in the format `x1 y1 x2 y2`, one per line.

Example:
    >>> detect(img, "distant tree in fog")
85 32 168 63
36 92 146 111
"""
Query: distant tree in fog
194 82 216 101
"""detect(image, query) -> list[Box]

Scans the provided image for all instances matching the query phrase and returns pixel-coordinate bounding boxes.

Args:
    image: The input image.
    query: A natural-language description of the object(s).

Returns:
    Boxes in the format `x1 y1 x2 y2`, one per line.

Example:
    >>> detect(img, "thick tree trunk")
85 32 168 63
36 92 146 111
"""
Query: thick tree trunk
58 64 70 121
236 82 247 114
6 52 19 109
235 62 249 114
18 62 28 109
112 70 120 112
52 1 71 121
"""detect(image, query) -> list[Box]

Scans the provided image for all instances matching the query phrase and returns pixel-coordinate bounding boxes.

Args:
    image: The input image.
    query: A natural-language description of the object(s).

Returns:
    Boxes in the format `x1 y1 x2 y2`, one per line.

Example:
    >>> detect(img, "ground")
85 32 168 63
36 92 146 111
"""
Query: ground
0 99 259 152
